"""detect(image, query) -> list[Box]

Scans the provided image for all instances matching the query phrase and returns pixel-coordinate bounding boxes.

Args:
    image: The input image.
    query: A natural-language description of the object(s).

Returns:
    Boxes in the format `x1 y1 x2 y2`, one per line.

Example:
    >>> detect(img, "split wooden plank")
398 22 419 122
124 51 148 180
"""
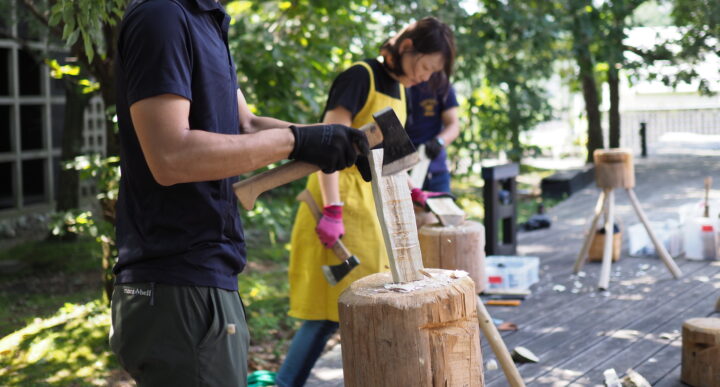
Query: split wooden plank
368 148 424 283
425 197 466 227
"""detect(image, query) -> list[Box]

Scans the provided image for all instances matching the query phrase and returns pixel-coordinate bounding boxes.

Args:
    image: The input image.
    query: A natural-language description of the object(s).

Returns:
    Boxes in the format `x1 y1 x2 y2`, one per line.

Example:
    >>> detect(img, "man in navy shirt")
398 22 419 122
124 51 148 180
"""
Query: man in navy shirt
406 80 460 196
109 0 368 385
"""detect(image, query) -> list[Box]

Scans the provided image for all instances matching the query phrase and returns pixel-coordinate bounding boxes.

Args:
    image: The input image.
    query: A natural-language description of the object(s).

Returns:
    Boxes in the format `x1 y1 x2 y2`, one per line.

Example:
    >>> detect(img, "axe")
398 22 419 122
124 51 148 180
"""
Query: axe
296 189 359 285
233 107 419 210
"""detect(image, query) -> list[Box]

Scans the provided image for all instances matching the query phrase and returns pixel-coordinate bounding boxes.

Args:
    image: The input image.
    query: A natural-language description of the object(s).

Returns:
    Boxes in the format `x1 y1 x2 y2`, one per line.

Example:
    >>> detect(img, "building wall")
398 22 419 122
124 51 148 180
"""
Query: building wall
0 5 105 229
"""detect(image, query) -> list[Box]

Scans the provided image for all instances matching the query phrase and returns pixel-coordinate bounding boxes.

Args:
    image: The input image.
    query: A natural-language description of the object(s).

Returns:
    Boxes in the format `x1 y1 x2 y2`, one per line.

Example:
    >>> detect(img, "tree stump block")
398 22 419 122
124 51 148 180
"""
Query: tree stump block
419 221 486 293
338 269 484 387
682 317 720 387
594 148 635 189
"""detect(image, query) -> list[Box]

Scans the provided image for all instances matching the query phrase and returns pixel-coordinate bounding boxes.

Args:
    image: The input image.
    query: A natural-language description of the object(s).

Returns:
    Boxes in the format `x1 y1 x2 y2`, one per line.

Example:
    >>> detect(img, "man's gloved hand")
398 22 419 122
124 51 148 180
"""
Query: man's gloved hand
410 188 455 210
315 205 344 247
355 155 372 182
289 124 370 174
424 137 444 160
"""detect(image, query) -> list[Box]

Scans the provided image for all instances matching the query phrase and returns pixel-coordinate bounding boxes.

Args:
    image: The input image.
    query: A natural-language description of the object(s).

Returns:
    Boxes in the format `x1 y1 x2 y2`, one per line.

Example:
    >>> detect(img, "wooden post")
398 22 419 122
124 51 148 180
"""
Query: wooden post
682 317 720 387
573 189 607 273
598 189 615 290
368 149 424 283
419 221 486 293
338 270 484 387
627 188 682 278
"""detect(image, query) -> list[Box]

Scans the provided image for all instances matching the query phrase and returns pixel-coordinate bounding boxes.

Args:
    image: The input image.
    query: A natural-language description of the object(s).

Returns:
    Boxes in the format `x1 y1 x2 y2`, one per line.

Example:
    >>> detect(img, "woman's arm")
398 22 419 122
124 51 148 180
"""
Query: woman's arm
236 89 298 133
437 106 460 145
318 107 354 206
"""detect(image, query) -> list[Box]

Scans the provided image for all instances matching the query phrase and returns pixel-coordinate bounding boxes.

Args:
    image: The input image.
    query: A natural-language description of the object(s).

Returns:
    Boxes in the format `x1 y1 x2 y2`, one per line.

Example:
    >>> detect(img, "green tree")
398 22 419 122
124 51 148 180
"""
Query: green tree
456 1 556 163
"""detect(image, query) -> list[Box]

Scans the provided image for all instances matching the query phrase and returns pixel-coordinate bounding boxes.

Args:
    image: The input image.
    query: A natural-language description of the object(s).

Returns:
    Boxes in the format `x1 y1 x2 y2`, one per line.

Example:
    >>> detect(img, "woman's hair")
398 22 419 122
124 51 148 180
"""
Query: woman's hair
380 17 456 91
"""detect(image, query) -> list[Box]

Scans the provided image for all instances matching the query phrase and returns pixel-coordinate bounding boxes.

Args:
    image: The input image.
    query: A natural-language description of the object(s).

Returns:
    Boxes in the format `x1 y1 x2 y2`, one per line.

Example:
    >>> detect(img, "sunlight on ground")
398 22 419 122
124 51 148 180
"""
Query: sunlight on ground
0 301 115 386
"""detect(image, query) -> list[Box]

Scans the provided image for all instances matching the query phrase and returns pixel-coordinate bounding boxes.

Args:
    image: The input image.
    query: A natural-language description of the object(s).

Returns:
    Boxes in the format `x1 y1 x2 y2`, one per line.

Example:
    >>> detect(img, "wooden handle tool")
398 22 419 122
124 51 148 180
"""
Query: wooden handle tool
296 190 354 261
476 296 525 387
233 122 382 210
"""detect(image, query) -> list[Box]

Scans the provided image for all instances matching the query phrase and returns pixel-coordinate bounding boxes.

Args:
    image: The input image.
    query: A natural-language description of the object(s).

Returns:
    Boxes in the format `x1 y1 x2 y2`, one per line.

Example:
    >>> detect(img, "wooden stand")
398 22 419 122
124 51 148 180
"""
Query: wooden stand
682 317 720 387
338 270 483 387
419 221 486 292
573 149 682 290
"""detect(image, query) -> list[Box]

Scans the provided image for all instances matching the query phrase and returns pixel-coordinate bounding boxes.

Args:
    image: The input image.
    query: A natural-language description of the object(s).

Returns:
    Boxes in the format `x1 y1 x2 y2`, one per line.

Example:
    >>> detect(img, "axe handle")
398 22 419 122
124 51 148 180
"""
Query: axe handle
233 123 382 210
296 190 353 261
476 296 525 387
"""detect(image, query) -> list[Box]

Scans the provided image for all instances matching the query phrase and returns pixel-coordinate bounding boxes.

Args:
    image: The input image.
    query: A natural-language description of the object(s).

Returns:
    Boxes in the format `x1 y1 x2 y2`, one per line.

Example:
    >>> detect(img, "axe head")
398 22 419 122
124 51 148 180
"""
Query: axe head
321 256 360 286
372 107 420 176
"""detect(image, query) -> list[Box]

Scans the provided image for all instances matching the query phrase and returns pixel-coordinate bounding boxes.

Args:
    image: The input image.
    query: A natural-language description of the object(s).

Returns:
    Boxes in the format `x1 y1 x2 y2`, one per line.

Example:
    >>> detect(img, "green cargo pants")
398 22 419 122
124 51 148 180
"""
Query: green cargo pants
110 283 249 387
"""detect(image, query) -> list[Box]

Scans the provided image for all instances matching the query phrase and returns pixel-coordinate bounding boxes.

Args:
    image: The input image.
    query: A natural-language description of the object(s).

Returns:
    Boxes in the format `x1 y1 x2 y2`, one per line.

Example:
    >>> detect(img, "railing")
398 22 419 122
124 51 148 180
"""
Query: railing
611 108 720 155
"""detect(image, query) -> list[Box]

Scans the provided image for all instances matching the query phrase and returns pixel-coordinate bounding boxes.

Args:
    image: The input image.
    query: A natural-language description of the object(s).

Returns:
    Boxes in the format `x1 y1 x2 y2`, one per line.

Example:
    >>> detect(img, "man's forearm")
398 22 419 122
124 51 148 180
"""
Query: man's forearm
148 128 294 186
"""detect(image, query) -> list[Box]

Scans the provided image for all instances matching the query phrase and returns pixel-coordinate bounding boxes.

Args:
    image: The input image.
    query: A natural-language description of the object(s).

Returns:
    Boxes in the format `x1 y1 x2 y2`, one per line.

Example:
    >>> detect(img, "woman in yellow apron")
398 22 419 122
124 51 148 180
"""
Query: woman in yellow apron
277 17 456 387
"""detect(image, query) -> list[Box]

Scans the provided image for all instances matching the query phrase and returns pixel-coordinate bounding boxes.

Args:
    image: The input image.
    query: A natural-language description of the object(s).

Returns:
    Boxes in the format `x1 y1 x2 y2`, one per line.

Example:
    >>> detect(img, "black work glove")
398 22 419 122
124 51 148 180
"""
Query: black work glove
355 155 372 182
289 124 370 174
424 137 444 160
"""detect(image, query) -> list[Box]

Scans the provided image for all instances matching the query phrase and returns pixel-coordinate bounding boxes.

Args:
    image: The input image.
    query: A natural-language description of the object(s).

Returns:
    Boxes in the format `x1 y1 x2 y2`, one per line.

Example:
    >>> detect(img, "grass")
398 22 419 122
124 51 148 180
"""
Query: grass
0 163 560 385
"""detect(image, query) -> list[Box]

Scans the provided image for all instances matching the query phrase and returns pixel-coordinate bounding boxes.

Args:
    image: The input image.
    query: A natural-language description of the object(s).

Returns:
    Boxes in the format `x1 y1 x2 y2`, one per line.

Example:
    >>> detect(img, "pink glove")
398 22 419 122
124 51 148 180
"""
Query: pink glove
315 205 344 247
411 188 454 210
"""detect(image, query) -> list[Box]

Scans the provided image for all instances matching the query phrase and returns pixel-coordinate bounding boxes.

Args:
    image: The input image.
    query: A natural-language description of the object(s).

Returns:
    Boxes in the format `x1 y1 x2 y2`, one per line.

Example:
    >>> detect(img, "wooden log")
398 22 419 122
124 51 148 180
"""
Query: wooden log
369 149 424 283
593 148 635 189
338 270 484 387
682 317 720 387
419 221 486 292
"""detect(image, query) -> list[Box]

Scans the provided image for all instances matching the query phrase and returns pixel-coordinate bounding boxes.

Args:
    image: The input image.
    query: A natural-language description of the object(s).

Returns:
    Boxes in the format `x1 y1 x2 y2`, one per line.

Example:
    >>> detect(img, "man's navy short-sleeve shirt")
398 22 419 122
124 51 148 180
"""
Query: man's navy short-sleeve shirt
114 0 245 290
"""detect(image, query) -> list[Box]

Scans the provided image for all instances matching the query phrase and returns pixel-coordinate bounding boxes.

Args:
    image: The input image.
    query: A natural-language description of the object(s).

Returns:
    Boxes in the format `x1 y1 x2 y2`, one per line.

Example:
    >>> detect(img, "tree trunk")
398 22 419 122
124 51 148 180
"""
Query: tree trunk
576 48 604 163
56 79 91 212
54 79 92 240
608 65 621 148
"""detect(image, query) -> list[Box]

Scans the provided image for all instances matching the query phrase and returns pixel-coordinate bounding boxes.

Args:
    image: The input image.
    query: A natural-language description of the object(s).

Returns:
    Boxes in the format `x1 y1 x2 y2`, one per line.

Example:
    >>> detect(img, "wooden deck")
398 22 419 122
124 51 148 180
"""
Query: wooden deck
307 154 720 387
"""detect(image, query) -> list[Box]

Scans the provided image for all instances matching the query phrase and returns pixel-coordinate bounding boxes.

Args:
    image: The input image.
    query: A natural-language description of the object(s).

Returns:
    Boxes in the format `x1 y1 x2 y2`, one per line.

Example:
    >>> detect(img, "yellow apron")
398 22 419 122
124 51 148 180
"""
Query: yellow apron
288 61 407 322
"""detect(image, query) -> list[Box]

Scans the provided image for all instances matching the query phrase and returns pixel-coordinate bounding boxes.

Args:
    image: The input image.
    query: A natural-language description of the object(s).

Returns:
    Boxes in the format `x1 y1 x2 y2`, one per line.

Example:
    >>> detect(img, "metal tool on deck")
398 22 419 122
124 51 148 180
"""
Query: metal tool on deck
233 107 419 210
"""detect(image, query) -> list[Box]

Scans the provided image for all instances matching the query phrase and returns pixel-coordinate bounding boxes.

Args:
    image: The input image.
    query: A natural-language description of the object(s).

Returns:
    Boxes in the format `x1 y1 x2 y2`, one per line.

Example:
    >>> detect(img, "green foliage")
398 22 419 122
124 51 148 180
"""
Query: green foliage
49 155 120 242
451 1 556 165
227 0 382 122
47 0 126 63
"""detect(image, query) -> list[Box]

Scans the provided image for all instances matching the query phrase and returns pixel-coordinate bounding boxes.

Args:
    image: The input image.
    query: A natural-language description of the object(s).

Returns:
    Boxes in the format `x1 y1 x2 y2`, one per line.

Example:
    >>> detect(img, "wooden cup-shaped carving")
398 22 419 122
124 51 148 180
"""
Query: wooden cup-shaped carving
419 221 486 293
682 317 720 387
338 270 484 387
594 148 635 189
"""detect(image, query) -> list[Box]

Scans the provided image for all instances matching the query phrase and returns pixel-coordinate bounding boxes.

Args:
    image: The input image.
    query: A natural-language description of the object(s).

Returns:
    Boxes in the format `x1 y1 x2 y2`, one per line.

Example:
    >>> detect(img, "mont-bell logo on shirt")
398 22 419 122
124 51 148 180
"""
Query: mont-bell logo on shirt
420 99 437 117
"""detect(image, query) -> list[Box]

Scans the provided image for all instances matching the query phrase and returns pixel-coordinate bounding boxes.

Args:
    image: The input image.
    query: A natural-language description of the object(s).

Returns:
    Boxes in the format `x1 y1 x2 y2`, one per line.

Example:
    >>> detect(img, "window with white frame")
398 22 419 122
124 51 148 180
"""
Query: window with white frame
0 5 105 215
